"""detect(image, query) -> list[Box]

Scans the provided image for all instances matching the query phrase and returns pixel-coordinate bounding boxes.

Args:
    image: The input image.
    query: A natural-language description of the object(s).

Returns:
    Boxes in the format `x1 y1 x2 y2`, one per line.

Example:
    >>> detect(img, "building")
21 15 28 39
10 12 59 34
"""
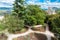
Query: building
47 7 56 15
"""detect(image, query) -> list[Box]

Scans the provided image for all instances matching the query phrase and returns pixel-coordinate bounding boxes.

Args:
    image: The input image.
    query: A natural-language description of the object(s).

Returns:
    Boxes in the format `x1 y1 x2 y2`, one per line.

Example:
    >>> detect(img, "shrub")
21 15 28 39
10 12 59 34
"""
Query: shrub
0 22 5 31
46 14 60 33
1 14 25 33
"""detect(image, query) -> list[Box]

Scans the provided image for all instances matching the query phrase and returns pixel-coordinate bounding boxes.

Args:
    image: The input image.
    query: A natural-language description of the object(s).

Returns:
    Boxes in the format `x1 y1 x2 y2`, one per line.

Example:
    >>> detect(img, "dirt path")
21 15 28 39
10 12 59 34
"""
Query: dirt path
6 29 54 40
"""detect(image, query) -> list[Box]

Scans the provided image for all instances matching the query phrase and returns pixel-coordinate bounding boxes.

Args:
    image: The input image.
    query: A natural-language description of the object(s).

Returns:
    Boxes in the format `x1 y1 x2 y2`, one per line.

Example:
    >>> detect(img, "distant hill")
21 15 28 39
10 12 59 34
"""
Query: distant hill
0 7 12 10
0 10 12 16
0 7 12 16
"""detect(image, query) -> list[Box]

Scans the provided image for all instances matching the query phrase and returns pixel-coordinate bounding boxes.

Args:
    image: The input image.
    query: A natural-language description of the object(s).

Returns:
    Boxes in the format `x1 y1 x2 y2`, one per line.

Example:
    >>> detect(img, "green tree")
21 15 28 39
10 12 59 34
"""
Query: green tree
46 14 60 33
13 0 25 18
23 5 46 26
13 0 46 26
46 14 60 40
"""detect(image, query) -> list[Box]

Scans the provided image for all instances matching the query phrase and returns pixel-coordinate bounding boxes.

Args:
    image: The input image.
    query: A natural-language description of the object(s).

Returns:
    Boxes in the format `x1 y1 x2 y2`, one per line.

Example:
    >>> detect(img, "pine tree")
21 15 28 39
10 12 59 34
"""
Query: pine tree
13 0 25 18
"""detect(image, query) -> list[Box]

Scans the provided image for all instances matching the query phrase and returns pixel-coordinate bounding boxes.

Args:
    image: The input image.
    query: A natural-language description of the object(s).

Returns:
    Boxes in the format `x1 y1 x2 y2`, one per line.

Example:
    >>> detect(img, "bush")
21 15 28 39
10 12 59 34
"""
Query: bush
24 15 37 26
0 22 5 31
1 14 25 33
46 14 60 33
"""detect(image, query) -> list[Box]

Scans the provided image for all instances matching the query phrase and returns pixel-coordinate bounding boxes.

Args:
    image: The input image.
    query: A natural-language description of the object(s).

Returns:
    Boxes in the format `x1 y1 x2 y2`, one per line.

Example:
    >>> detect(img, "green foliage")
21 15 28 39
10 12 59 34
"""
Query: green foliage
1 14 25 33
0 0 46 33
56 9 60 14
24 5 46 26
0 22 5 31
13 1 46 26
46 14 60 33
24 15 37 26
51 16 60 33
13 0 25 17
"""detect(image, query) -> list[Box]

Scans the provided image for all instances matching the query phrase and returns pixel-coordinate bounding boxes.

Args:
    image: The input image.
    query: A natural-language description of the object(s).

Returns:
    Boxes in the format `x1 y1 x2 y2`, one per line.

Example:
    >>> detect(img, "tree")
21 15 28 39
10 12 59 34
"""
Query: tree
13 0 25 18
46 14 60 40
13 0 46 26
23 5 46 26
46 14 60 33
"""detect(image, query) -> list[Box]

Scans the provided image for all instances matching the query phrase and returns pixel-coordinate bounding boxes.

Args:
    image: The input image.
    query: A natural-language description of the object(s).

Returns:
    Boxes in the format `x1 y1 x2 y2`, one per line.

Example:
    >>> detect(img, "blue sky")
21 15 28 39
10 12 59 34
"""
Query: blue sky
0 0 60 9
27 0 60 9
39 0 60 2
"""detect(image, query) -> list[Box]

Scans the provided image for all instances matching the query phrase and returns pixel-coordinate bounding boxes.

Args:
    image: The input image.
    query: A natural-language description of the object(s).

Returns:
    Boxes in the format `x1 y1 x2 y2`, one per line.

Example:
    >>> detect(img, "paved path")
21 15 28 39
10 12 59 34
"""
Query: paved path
6 29 54 40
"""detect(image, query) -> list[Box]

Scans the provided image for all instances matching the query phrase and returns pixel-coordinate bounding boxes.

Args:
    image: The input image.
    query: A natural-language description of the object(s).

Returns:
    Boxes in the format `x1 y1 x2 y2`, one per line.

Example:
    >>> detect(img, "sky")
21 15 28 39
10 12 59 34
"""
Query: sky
27 0 60 9
0 0 60 9
0 0 14 7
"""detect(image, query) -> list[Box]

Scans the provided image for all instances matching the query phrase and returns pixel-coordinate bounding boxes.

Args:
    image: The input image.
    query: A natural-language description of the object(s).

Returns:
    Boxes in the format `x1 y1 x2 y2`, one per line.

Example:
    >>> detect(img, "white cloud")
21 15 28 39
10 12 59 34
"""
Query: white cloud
40 2 60 9
27 0 60 9
0 0 15 7
0 0 15 3
0 4 12 7
0 0 60 8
